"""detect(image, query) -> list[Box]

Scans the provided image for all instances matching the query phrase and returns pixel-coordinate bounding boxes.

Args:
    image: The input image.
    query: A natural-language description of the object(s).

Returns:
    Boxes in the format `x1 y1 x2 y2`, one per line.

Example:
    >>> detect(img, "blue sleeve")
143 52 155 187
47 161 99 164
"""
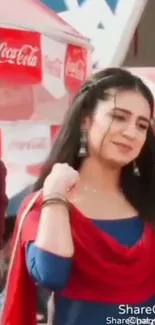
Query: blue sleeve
26 242 73 290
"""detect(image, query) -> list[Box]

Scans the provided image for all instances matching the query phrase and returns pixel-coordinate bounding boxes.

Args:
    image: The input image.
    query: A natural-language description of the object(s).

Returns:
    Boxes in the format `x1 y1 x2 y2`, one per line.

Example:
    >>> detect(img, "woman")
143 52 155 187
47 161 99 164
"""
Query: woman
2 67 155 325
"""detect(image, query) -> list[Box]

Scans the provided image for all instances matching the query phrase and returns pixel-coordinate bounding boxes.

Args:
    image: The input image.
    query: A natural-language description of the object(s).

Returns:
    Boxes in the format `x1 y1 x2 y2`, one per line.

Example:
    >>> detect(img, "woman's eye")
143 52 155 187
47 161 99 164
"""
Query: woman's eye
113 115 126 121
138 124 148 131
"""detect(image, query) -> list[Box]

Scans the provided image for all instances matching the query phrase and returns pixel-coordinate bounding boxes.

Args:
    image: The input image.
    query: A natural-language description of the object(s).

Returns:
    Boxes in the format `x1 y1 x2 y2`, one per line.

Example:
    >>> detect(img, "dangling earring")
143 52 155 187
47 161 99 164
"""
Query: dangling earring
133 160 140 177
78 129 88 157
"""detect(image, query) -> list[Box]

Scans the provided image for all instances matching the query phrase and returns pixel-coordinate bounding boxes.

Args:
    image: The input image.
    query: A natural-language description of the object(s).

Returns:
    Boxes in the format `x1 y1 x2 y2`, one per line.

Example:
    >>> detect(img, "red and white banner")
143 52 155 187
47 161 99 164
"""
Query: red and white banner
0 28 42 84
0 27 91 123
0 124 56 198
2 124 52 166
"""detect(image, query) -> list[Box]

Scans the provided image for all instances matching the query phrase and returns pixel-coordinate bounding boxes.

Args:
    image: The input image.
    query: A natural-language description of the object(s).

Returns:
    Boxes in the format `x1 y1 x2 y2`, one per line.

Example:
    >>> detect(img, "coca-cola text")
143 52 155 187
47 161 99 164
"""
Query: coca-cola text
0 42 39 67
65 59 85 81
9 137 49 151
44 56 62 78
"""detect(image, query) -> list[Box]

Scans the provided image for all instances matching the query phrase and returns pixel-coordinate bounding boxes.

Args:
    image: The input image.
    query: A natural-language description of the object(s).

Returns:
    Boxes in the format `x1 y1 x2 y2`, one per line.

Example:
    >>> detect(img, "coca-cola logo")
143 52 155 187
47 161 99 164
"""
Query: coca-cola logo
44 56 62 78
9 137 49 151
65 59 85 81
0 42 39 67
65 44 87 94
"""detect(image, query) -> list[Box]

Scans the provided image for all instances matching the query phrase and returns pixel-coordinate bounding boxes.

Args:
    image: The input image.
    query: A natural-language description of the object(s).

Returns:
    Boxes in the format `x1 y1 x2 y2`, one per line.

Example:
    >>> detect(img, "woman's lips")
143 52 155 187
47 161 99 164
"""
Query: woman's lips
113 142 132 153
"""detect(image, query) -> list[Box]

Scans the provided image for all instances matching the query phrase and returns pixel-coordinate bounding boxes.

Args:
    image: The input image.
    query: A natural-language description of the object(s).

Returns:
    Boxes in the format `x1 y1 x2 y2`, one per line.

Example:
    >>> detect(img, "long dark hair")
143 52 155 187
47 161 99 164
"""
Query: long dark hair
34 68 155 225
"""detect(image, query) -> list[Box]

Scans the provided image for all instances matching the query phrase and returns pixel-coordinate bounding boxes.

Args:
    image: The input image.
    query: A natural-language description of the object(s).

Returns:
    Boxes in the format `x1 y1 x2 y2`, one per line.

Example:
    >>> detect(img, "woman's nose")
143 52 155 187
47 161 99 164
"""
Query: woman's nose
122 124 137 140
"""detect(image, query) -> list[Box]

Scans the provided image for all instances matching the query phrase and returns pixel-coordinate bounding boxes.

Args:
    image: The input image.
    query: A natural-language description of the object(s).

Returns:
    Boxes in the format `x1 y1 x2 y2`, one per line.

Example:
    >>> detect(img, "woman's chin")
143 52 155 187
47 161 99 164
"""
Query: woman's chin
102 156 132 168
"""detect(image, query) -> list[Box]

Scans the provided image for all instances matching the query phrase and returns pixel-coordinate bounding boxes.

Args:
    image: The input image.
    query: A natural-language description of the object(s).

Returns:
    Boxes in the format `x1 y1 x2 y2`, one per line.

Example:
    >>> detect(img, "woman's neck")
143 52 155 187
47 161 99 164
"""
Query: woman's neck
79 157 121 192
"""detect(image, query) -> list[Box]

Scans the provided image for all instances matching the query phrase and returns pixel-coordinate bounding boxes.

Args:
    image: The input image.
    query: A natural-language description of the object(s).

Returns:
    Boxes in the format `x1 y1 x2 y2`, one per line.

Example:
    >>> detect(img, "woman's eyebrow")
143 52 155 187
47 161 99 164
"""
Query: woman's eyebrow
111 107 150 123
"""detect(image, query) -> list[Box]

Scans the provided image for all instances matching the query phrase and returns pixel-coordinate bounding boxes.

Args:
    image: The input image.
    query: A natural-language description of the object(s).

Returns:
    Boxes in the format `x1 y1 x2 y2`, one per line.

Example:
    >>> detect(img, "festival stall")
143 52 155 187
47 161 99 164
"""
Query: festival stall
0 0 92 215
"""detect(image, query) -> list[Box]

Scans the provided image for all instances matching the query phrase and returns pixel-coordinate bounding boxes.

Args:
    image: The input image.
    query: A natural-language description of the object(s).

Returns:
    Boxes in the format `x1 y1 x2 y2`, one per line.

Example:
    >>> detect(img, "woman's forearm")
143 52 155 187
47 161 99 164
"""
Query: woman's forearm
35 204 74 257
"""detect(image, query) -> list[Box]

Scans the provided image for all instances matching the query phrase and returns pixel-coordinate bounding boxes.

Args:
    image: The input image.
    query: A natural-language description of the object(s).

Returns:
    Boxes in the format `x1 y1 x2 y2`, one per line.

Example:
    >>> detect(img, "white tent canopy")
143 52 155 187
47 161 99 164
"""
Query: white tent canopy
0 0 92 48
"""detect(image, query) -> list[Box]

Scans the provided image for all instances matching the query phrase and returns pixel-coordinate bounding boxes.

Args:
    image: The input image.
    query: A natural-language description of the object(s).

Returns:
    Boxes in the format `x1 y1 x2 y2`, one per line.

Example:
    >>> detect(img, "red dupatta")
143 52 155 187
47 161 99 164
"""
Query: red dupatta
1 191 41 325
1 191 155 325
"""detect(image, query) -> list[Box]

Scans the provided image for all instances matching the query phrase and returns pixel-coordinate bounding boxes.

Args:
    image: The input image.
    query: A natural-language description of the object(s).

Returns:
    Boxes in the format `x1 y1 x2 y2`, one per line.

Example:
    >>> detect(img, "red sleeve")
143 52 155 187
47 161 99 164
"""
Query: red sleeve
0 160 8 248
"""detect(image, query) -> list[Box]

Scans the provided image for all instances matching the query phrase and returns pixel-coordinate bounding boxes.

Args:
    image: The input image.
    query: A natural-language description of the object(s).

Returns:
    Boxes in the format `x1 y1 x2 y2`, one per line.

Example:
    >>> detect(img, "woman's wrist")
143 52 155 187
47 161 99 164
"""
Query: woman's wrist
42 193 70 211
43 192 67 201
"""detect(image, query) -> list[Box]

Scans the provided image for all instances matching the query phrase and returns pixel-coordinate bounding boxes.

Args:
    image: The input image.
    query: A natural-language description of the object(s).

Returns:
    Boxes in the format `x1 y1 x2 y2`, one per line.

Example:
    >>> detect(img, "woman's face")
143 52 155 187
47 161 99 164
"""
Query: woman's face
87 89 151 166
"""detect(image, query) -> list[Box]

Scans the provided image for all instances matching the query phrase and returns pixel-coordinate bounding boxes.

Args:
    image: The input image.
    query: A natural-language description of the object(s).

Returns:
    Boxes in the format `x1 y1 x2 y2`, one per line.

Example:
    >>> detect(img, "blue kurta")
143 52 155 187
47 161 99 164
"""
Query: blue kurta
26 217 155 325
